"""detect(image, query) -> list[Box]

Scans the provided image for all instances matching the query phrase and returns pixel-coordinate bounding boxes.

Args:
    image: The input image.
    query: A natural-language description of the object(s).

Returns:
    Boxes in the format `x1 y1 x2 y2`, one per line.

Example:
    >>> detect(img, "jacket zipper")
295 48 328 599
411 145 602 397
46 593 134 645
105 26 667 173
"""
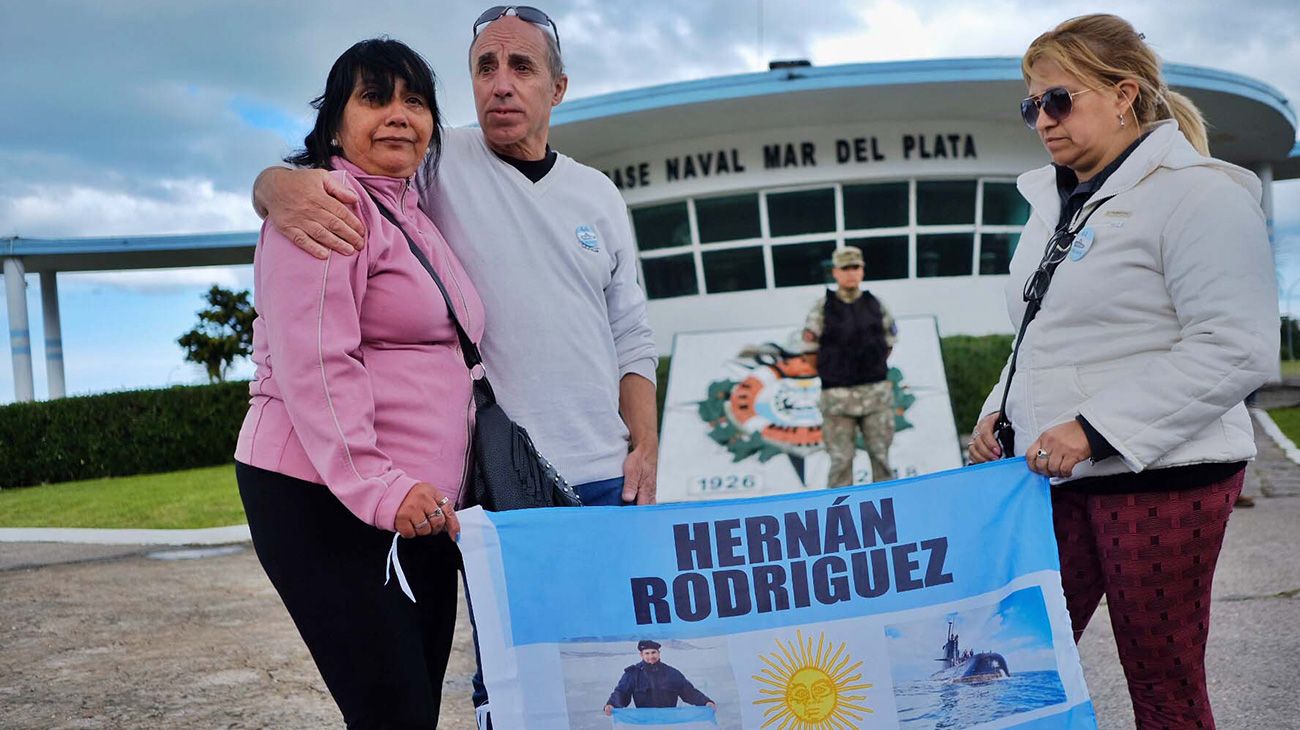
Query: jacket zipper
398 176 476 504
399 176 475 337
458 376 474 507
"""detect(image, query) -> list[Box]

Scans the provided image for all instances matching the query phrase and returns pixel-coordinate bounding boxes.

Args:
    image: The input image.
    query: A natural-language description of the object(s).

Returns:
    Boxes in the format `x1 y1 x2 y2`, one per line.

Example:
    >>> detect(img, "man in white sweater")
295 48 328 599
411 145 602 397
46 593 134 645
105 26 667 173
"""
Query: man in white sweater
253 11 657 727
253 11 659 507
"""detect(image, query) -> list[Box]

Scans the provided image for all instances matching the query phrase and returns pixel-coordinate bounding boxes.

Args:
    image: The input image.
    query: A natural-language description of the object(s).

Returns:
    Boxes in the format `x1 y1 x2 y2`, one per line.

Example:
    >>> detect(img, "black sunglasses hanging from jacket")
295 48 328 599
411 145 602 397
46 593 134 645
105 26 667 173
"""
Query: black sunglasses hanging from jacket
992 193 1117 457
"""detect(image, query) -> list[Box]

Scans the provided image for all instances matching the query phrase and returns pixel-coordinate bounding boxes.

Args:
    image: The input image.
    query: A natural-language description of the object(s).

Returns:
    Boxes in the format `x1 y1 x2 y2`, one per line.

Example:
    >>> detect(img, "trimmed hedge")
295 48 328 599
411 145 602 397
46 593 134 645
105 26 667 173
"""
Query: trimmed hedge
940 334 1014 434
0 381 250 488
5 334 1011 488
656 357 671 432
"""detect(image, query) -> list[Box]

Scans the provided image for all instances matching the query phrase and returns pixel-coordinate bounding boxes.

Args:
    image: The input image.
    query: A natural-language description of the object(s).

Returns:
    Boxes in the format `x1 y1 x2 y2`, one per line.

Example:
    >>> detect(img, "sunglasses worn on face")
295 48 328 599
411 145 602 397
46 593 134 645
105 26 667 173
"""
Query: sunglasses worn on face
1020 86 1093 129
473 5 561 52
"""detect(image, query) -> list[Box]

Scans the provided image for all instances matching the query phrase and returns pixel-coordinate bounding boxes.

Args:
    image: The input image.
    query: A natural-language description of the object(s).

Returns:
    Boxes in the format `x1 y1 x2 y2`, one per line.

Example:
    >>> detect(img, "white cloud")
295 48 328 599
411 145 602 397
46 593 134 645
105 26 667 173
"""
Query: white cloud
3 1 1295 242
2 179 259 238
810 0 1056 64
65 265 250 294
1274 180 1300 229
1004 646 1060 673
806 0 1300 126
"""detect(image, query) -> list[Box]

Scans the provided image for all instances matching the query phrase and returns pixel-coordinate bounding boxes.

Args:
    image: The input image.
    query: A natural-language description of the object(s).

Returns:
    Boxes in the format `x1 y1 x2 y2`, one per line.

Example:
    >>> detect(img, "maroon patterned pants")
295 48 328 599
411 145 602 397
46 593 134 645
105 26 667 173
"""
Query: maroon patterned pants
1052 470 1243 730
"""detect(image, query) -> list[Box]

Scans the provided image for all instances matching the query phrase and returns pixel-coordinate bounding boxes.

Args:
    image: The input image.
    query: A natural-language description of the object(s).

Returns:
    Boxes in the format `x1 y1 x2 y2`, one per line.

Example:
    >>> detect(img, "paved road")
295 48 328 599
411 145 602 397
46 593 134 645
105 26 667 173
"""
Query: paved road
2 419 1297 729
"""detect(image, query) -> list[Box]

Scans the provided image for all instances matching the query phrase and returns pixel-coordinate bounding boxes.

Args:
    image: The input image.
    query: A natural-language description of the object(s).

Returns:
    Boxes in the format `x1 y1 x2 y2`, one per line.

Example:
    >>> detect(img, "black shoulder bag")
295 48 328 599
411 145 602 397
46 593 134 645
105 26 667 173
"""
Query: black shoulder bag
993 195 1116 456
367 193 582 511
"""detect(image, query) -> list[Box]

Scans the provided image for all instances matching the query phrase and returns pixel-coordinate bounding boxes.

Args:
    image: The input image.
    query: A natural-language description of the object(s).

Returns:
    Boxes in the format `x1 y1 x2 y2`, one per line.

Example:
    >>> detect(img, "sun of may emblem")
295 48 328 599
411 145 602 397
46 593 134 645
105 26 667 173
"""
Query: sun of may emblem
752 630 873 728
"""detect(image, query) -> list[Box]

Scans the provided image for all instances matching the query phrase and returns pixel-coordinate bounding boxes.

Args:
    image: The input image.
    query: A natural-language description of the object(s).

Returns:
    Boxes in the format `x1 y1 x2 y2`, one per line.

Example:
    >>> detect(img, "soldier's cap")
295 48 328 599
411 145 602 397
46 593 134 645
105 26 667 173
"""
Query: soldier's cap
637 640 662 651
832 246 864 269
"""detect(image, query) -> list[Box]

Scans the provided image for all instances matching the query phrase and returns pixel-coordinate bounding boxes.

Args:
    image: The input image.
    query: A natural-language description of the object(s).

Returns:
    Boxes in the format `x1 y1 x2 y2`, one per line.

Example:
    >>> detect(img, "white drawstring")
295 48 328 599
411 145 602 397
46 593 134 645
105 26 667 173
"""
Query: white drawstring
385 532 417 603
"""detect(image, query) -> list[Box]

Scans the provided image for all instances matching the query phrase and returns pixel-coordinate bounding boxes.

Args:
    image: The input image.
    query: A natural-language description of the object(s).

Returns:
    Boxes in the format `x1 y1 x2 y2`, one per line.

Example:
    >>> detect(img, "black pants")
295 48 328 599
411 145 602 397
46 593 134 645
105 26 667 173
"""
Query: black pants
237 462 460 729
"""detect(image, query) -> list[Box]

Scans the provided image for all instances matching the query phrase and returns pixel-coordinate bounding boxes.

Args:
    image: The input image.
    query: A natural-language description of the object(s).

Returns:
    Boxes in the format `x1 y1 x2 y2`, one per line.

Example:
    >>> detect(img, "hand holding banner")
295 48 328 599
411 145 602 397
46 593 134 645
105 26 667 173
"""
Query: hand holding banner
460 459 1097 729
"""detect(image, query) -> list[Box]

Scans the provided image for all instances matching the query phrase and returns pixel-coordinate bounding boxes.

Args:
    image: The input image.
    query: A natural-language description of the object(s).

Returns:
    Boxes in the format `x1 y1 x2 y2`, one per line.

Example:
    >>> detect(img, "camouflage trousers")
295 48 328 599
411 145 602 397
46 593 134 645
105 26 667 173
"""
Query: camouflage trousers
820 380 895 487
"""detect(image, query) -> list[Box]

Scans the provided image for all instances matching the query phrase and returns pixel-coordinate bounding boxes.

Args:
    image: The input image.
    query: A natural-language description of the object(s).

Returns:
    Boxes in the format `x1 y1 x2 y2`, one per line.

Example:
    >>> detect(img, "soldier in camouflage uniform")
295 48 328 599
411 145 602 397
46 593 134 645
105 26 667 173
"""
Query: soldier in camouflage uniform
803 246 898 486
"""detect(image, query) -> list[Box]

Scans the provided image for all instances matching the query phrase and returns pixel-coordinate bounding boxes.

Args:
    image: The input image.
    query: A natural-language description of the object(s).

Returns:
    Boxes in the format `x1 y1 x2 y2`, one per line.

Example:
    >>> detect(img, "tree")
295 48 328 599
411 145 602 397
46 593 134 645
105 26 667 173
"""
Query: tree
178 285 256 383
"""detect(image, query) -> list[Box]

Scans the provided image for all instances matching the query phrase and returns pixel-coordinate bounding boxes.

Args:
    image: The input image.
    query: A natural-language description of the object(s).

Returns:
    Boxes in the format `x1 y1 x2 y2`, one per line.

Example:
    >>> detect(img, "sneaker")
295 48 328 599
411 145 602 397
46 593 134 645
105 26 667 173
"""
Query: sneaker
475 703 493 730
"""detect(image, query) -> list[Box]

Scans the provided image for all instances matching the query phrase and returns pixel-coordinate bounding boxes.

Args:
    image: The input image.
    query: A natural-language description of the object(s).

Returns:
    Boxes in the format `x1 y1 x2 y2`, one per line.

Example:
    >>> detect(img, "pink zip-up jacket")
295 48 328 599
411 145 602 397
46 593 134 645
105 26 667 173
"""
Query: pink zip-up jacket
235 156 485 532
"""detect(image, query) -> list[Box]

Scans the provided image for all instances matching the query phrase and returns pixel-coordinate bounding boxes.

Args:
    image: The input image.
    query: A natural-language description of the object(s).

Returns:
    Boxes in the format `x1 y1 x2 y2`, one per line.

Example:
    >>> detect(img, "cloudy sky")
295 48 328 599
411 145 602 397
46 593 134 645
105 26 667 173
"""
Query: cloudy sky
2 0 1298 402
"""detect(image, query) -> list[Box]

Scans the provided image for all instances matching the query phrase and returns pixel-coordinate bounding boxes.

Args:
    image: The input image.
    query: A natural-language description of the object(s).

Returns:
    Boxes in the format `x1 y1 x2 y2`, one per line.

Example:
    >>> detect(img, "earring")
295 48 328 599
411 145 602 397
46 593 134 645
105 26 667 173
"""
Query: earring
1118 114 1126 128
330 137 339 147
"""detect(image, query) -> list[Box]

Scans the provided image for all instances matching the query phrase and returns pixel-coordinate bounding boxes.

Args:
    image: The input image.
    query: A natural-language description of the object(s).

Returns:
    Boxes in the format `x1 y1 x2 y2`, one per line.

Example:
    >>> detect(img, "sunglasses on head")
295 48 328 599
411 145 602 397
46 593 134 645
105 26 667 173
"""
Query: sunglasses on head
1019 86 1093 129
473 5 561 52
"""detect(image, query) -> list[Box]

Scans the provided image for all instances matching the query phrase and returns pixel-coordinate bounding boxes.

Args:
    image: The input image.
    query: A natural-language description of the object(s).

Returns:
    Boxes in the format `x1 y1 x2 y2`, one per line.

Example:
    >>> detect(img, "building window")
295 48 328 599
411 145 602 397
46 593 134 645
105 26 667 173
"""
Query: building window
767 188 835 236
982 182 1030 226
641 254 699 299
627 176 1024 299
917 234 974 277
772 240 836 287
703 247 766 293
917 181 976 225
979 233 1019 275
696 193 761 243
843 182 908 229
848 236 909 280
630 202 690 251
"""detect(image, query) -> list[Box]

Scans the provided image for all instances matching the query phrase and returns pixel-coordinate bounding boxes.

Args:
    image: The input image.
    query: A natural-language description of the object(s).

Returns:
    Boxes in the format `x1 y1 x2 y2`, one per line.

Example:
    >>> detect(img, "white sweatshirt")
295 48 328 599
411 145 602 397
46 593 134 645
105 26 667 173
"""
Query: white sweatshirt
419 127 657 485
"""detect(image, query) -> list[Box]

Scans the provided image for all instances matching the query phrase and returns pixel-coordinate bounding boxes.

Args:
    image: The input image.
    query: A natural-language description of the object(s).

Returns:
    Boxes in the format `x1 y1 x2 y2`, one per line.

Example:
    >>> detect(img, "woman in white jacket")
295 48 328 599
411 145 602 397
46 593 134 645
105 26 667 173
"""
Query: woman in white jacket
967 14 1278 728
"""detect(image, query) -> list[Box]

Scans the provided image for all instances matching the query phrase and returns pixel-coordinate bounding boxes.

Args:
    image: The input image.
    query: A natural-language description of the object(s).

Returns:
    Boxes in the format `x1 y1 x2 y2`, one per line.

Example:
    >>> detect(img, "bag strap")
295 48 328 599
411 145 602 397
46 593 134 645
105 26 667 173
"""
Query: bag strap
993 194 1116 432
365 190 500 405
364 190 483 371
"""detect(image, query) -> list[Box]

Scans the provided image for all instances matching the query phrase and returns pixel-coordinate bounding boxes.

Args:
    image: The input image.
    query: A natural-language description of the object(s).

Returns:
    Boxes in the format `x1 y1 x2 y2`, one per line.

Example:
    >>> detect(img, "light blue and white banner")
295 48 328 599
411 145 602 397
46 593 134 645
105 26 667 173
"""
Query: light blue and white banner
612 707 718 728
460 459 1097 729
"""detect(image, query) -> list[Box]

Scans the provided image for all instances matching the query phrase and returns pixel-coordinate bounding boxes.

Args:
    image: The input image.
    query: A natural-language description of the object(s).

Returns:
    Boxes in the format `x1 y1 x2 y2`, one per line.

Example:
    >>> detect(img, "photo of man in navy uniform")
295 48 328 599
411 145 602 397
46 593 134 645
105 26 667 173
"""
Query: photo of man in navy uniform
603 640 717 715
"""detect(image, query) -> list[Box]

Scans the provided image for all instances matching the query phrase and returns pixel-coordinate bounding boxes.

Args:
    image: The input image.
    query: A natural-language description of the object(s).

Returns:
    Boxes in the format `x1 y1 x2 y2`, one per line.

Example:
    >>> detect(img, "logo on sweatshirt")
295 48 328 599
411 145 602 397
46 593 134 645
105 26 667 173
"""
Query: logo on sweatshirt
1069 227 1095 261
575 225 600 252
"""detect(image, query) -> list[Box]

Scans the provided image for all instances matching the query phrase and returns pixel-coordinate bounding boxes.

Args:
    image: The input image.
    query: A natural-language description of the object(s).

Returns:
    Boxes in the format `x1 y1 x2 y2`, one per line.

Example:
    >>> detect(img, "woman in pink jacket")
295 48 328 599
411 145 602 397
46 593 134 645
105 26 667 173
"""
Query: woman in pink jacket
234 38 484 728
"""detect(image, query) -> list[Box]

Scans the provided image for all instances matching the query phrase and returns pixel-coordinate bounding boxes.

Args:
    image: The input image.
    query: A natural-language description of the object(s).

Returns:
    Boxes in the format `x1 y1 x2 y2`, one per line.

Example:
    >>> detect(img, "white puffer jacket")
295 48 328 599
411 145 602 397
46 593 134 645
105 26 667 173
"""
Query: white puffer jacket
979 120 1279 482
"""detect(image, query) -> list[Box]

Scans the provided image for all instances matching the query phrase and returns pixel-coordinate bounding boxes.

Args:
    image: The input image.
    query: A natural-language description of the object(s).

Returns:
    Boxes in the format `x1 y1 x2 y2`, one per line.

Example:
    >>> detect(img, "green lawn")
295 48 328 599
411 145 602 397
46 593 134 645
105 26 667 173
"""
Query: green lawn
0 464 244 529
1268 407 1300 448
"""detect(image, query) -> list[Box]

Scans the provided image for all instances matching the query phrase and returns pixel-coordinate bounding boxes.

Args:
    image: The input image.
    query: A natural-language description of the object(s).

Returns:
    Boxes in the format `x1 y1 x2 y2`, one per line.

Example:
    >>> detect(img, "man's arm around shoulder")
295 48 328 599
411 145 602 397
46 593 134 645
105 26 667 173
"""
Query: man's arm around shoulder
252 166 366 259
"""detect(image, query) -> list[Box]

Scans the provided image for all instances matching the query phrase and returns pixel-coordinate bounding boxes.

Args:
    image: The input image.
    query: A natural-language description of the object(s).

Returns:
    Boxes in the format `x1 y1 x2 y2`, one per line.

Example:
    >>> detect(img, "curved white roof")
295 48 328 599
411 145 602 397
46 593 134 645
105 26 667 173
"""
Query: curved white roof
550 57 1297 176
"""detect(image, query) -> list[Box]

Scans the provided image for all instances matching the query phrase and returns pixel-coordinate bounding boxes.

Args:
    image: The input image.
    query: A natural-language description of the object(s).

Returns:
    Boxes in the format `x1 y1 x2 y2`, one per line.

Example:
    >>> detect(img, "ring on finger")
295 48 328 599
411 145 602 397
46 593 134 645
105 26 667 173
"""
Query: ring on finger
414 518 430 530
1035 448 1049 460
436 496 450 507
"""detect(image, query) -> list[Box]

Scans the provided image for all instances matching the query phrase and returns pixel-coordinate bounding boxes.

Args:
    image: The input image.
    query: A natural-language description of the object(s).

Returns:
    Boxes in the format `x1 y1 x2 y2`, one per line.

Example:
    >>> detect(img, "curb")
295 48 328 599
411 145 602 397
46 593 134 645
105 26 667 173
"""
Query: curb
1250 408 1300 466
0 524 251 546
